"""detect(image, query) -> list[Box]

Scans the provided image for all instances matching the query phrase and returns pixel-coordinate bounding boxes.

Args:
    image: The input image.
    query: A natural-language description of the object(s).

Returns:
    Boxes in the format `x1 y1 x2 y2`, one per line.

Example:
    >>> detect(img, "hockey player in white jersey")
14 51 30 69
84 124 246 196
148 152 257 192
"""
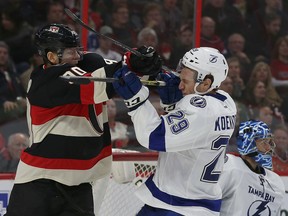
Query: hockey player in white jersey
219 120 285 216
113 47 237 215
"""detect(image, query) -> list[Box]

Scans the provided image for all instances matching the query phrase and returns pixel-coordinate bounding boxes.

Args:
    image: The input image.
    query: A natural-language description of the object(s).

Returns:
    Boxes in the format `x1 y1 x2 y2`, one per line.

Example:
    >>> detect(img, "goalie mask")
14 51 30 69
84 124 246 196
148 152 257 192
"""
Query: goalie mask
35 23 82 63
176 47 228 94
237 120 275 156
253 153 273 170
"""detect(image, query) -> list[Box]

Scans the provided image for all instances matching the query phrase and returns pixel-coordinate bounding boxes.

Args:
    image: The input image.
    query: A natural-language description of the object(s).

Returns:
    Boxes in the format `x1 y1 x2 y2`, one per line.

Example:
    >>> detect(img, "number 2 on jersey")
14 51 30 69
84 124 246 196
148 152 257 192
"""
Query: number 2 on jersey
201 135 230 183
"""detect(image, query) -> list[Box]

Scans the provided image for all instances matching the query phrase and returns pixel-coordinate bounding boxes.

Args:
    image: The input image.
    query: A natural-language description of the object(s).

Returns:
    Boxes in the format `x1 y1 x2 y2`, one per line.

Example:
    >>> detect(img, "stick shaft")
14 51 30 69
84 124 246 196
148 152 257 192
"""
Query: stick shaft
64 8 177 74
65 8 141 57
60 76 166 86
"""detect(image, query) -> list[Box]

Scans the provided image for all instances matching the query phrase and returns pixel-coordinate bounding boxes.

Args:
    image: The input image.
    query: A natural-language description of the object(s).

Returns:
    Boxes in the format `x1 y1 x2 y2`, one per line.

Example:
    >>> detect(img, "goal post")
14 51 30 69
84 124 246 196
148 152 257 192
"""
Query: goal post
96 149 158 216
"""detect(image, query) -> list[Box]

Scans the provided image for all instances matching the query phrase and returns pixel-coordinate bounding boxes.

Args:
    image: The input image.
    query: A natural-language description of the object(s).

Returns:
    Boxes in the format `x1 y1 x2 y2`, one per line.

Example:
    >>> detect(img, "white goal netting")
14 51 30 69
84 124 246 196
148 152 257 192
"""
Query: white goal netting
96 150 158 216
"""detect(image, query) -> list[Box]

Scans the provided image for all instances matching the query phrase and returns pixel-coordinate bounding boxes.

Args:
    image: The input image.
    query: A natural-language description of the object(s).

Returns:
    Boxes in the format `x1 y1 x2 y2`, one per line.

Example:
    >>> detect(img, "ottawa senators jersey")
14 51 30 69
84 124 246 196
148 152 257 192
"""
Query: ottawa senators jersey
15 53 121 186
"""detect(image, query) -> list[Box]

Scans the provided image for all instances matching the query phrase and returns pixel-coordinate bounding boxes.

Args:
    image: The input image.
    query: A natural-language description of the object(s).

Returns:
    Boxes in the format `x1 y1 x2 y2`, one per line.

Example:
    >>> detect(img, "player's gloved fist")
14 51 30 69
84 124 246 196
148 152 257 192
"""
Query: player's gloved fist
157 71 183 112
123 46 162 76
113 66 149 111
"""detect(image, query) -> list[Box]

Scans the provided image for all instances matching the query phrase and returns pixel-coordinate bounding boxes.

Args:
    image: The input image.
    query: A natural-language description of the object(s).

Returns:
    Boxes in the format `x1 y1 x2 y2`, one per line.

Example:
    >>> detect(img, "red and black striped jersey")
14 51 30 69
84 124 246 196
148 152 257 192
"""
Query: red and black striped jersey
15 53 122 186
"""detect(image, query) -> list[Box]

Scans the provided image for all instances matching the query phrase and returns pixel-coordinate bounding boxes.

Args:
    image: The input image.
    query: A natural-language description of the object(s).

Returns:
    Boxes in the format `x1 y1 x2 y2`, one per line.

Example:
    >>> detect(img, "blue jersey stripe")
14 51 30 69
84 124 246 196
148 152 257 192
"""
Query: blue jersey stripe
149 118 166 151
205 92 227 102
145 176 222 212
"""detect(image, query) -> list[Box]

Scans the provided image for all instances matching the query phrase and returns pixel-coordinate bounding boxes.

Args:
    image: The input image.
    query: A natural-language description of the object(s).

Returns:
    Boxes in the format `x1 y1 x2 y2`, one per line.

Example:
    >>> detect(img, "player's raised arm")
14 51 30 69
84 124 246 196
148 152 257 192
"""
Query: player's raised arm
113 47 237 216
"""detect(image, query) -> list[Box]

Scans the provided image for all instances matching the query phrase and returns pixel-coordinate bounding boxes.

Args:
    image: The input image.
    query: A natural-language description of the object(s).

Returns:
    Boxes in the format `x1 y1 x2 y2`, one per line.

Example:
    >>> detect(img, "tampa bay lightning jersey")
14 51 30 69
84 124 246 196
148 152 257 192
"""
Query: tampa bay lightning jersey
130 90 237 216
219 154 285 216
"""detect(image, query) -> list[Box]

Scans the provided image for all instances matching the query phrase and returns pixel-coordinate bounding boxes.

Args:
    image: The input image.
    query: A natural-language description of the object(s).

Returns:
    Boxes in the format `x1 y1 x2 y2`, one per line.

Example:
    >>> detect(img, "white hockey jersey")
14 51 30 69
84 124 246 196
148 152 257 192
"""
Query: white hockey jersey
130 90 237 216
219 154 285 216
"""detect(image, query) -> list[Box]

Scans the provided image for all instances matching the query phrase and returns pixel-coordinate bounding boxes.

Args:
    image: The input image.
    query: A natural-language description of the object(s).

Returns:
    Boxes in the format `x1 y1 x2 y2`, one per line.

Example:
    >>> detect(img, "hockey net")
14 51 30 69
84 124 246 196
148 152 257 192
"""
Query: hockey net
96 149 158 216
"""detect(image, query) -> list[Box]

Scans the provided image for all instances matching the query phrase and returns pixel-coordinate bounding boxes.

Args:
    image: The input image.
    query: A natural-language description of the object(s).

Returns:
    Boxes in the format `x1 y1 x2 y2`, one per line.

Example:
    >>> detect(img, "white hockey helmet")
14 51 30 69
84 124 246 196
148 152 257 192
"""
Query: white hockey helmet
180 47 228 93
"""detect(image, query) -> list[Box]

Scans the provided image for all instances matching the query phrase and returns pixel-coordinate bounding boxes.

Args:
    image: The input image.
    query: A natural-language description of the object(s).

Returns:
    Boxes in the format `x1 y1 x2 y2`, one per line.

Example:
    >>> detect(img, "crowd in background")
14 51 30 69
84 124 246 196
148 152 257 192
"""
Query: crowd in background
0 0 287 174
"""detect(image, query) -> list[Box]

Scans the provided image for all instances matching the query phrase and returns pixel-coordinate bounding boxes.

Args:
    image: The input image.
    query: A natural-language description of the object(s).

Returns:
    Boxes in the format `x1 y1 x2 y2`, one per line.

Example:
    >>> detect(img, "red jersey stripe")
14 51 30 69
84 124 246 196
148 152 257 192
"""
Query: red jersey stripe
20 145 112 170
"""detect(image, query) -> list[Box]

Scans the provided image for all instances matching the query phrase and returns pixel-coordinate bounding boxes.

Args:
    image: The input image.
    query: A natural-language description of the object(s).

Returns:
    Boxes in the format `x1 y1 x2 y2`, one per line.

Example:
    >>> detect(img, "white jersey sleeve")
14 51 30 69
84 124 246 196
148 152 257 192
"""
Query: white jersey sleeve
129 90 237 152
219 154 285 216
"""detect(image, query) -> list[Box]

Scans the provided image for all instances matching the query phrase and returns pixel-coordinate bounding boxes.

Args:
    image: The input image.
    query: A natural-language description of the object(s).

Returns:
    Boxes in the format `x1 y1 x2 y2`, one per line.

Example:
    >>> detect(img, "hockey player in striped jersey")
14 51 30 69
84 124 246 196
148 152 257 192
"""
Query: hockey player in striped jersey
4 24 162 216
219 120 285 216
113 47 237 215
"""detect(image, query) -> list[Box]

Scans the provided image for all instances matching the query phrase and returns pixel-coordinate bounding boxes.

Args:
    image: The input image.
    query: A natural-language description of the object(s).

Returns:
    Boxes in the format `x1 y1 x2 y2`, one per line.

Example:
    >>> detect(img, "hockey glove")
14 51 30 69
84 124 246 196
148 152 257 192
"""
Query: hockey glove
113 66 149 111
123 46 162 76
157 71 183 112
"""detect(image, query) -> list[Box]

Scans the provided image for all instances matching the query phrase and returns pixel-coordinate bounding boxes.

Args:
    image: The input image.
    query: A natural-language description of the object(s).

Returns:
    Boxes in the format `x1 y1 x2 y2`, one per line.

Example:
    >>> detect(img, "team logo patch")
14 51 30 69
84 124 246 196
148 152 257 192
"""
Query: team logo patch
209 54 218 63
247 200 271 216
190 96 206 108
49 26 59 32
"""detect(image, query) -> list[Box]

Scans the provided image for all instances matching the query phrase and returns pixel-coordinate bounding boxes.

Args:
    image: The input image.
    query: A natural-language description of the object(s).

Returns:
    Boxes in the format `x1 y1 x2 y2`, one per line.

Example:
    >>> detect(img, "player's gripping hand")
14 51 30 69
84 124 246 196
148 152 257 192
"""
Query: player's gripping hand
123 46 162 76
113 66 149 111
157 71 183 112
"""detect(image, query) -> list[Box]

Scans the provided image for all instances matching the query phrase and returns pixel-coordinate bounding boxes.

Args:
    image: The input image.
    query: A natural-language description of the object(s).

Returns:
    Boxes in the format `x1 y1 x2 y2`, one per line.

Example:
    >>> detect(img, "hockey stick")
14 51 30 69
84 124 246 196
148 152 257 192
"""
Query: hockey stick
65 8 142 57
60 76 166 86
64 8 178 76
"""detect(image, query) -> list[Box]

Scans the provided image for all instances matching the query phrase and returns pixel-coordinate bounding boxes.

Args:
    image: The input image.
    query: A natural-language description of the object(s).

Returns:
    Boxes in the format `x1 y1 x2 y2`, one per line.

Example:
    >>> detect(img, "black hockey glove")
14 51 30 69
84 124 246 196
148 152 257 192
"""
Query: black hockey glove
123 46 162 76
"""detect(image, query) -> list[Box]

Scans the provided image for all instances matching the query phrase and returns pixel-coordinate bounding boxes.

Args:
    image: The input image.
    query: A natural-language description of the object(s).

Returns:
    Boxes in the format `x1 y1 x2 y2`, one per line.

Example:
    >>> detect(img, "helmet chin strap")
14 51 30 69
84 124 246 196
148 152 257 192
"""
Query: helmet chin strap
193 82 214 95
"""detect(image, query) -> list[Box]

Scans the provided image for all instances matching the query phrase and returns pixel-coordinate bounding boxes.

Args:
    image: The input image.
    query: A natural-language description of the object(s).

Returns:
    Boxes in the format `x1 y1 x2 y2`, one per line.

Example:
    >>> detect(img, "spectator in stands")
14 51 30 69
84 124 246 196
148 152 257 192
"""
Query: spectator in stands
247 12 284 61
169 23 193 69
94 26 122 61
219 76 233 96
141 2 173 65
249 0 288 38
248 61 283 108
46 1 66 25
243 80 271 114
110 4 137 48
254 105 276 128
227 0 261 25
0 41 26 124
272 125 288 174
226 57 245 99
136 27 158 48
243 79 284 126
200 16 225 53
142 3 166 43
0 133 29 173
107 99 129 149
202 0 246 40
19 46 44 91
223 33 251 82
0 132 8 161
270 35 288 98
162 0 183 40
0 6 34 73
219 75 249 153
181 0 194 21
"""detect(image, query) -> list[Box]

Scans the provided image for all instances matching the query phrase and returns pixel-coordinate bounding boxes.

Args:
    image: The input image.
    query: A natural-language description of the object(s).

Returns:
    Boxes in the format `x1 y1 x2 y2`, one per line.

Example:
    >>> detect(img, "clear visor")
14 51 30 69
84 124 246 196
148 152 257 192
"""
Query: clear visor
176 58 184 73
62 47 84 59
256 137 276 154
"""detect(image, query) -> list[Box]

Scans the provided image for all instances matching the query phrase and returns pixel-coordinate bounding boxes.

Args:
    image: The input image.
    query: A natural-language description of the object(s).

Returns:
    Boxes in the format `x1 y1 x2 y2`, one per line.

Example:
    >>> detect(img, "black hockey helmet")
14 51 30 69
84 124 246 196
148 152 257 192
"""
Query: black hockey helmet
35 23 81 63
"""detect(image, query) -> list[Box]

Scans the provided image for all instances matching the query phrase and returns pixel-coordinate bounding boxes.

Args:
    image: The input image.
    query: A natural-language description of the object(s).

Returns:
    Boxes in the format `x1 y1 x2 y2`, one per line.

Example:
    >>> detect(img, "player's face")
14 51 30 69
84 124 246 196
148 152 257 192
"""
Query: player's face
61 47 82 65
179 68 196 95
256 137 275 154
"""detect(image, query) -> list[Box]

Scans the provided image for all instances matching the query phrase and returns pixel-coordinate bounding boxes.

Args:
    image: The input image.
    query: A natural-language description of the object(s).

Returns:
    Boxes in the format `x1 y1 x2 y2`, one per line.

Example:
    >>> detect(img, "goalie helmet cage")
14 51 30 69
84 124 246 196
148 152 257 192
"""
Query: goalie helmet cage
96 150 158 216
